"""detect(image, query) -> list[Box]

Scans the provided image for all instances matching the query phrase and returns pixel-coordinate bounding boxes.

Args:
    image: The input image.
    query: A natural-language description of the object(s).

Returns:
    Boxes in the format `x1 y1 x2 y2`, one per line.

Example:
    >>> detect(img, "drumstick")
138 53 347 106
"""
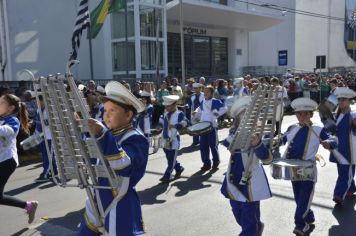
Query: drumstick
306 124 348 165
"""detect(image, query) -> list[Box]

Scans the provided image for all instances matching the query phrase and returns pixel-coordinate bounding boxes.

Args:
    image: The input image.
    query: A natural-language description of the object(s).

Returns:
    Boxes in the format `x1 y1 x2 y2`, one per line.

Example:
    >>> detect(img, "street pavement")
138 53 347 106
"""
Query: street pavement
1 112 355 236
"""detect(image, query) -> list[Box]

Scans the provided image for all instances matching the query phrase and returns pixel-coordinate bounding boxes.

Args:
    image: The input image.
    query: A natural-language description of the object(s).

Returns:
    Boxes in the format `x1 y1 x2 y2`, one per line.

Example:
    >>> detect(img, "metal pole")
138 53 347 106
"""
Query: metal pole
125 0 129 76
179 0 185 88
88 1 94 81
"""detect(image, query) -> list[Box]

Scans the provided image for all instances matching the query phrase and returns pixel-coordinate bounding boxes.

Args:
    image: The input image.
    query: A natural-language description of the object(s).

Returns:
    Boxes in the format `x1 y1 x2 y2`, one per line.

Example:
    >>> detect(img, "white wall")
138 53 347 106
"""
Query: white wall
248 0 295 70
228 29 248 76
7 0 108 81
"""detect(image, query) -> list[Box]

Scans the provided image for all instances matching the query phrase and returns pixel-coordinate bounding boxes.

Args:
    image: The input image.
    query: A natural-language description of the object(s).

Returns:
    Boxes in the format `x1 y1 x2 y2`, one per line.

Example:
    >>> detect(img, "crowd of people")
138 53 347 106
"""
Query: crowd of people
0 70 356 236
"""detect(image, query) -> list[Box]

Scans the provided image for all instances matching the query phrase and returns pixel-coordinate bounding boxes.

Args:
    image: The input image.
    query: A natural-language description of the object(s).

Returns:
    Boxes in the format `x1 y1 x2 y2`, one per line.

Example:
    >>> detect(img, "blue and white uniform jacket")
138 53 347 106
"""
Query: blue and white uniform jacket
194 98 227 128
93 125 149 235
35 108 52 140
233 86 248 97
136 104 153 137
158 110 188 150
187 93 204 119
93 103 104 122
329 110 356 165
281 124 338 182
221 128 273 202
0 115 20 165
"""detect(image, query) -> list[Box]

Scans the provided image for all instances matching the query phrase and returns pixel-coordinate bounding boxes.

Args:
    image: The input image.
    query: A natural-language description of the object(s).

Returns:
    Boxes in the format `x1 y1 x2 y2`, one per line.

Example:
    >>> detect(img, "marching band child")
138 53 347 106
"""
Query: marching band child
158 95 187 183
193 85 227 171
329 87 356 205
78 81 149 236
221 96 272 236
187 83 204 146
135 91 153 138
281 97 337 236
92 85 105 122
34 95 58 182
0 94 38 224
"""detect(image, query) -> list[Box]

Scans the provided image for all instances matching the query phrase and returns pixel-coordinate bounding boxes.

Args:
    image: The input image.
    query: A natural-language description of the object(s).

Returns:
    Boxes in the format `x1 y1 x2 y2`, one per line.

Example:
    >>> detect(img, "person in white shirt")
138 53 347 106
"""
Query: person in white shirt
193 86 227 170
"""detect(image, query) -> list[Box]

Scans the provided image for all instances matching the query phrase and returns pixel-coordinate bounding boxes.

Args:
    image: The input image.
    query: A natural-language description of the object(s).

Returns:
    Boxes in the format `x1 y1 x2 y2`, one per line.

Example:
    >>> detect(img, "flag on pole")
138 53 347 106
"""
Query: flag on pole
69 0 90 64
88 0 126 39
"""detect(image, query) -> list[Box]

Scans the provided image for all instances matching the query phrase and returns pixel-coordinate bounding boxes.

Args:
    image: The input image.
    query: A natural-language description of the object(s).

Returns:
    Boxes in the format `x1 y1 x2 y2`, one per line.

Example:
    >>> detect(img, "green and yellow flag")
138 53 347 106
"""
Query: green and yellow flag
88 0 126 39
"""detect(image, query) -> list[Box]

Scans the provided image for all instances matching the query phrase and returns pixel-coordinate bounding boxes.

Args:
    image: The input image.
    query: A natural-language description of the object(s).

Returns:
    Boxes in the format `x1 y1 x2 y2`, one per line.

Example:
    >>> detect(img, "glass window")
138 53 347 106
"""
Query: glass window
112 42 136 71
141 40 163 70
140 6 163 37
168 33 228 76
111 7 134 39
212 37 228 75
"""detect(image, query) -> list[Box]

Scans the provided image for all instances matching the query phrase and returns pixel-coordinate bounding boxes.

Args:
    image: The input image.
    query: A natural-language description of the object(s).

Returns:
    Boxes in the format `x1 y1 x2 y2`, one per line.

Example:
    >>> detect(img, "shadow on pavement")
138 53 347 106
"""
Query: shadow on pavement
25 163 42 170
178 145 200 155
328 196 356 235
138 182 170 205
171 170 214 197
35 208 84 236
10 228 28 236
5 182 42 196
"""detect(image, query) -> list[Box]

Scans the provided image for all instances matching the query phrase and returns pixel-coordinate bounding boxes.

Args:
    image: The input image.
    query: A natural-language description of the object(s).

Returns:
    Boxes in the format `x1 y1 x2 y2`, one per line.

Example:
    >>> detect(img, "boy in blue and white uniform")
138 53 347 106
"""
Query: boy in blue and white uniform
135 91 153 139
221 96 272 236
329 87 356 205
34 95 57 182
193 85 227 170
281 97 337 236
232 77 249 97
187 83 204 146
92 85 105 122
157 95 188 183
78 81 149 236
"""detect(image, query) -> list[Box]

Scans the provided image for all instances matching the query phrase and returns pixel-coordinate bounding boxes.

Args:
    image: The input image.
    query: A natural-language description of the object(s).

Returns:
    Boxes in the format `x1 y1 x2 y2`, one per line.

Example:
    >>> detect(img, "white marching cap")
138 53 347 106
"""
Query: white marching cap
291 97 318 111
229 96 252 117
140 91 151 97
104 81 145 113
96 85 105 94
199 76 206 82
334 87 356 99
25 90 35 98
193 83 203 88
233 77 244 86
162 95 180 106
78 84 86 91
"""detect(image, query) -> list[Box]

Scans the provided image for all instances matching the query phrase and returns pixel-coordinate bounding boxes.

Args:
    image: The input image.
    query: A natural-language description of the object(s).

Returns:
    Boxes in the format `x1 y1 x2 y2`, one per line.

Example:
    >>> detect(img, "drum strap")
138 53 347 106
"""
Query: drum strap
315 154 326 167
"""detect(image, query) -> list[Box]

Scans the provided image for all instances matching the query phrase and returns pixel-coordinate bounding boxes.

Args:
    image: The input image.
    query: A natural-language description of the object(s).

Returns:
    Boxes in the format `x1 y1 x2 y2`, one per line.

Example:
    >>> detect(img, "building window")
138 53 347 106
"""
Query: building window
141 40 163 70
140 6 163 38
111 8 135 39
168 33 228 76
112 42 136 71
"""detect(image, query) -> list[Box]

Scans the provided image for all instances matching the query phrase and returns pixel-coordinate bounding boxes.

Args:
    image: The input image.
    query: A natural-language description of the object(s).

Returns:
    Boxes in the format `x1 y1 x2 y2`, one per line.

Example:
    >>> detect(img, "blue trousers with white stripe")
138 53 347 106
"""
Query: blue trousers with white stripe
334 164 356 199
292 181 315 230
229 200 262 236
163 149 183 178
39 140 57 175
199 129 220 166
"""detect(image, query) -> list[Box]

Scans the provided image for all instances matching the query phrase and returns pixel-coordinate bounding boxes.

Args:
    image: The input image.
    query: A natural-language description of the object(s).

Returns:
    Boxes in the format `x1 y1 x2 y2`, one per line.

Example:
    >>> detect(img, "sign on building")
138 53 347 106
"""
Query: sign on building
278 50 288 66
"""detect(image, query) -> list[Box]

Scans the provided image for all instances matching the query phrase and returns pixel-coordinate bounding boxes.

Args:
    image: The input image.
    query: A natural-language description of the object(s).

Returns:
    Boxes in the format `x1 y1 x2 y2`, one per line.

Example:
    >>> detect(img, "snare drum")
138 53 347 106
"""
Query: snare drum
20 132 44 150
270 159 315 181
186 122 213 136
324 94 337 112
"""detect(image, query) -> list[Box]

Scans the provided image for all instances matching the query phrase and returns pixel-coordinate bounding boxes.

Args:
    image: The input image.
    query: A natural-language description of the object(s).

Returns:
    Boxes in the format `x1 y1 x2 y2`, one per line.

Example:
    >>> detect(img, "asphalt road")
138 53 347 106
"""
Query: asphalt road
1 113 355 236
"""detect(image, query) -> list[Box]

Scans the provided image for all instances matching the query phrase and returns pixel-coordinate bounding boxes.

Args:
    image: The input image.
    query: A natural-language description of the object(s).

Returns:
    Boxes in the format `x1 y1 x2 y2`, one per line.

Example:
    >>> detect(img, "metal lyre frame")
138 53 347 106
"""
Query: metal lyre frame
31 61 120 233
228 84 279 185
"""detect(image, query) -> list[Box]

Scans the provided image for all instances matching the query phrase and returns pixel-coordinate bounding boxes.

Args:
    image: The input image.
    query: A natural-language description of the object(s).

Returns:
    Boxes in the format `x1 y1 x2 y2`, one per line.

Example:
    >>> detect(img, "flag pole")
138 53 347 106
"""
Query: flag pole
88 2 94 80
179 0 185 89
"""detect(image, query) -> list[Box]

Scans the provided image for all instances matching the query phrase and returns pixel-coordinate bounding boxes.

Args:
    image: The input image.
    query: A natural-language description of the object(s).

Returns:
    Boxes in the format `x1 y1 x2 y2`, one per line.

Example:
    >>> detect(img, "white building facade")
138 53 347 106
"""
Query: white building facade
0 0 355 82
